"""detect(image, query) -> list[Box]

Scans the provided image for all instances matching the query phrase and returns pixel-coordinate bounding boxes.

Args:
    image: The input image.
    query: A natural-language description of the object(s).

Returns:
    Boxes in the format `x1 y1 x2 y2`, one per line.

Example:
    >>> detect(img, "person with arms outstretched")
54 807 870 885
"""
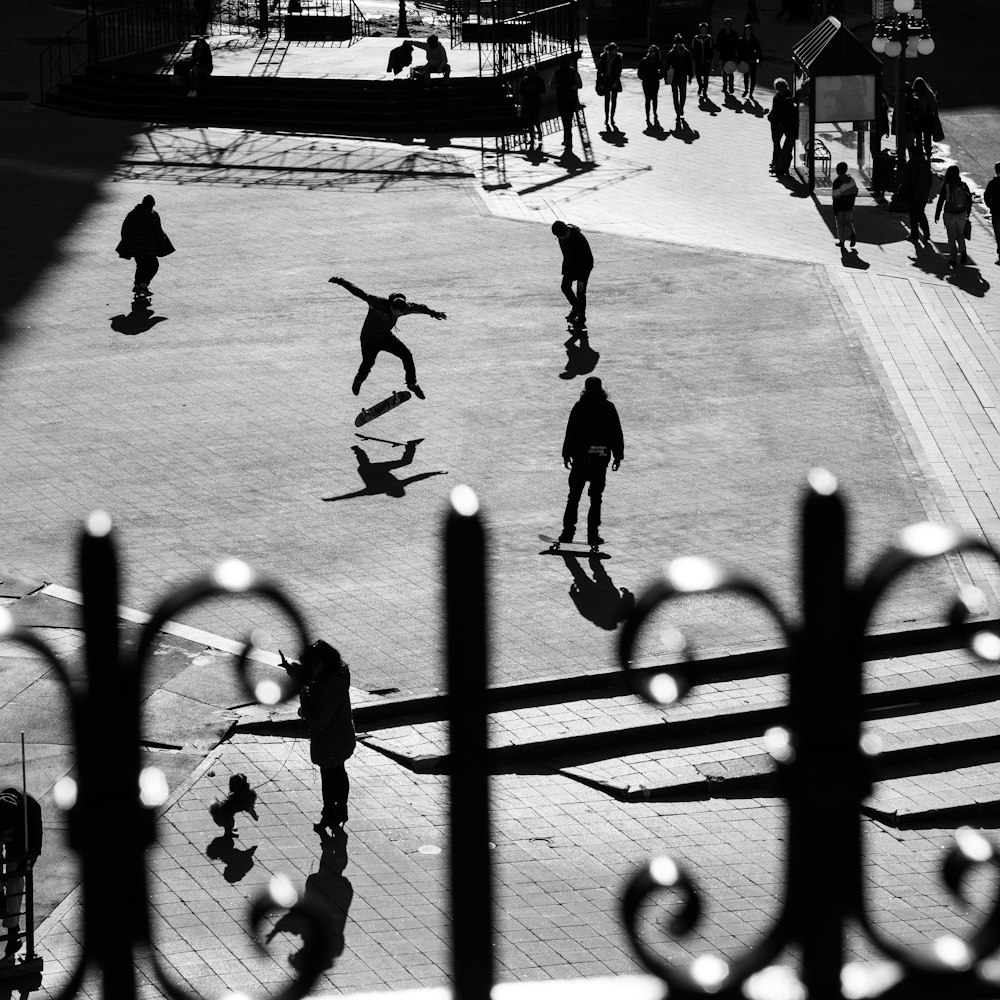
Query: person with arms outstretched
328 276 446 399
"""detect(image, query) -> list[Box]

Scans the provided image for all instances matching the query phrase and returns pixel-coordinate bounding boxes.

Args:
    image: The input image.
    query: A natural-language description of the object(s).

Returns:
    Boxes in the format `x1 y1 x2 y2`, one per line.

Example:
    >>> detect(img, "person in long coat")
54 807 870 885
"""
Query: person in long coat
116 194 172 296
297 641 357 833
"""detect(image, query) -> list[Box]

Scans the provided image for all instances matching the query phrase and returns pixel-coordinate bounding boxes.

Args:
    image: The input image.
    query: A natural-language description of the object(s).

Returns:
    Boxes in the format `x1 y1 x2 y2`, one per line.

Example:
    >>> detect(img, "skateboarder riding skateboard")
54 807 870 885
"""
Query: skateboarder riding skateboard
560 376 624 546
328 276 447 399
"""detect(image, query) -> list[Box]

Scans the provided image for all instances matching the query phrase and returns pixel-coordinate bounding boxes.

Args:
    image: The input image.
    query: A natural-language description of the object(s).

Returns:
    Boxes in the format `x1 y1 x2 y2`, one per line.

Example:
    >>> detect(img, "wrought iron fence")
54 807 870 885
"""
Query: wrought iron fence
4 474 1000 998
38 17 89 103
39 0 186 100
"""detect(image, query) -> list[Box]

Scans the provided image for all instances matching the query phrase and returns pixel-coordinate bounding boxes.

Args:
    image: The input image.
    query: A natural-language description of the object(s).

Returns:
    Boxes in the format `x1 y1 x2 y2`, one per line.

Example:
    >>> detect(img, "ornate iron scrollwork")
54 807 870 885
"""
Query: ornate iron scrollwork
617 470 1000 1000
0 511 335 1000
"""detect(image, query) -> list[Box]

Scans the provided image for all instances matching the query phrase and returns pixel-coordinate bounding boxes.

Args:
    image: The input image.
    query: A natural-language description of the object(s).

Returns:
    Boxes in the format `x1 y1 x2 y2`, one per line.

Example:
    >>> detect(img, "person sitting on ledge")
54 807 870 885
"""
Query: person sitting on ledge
410 35 450 81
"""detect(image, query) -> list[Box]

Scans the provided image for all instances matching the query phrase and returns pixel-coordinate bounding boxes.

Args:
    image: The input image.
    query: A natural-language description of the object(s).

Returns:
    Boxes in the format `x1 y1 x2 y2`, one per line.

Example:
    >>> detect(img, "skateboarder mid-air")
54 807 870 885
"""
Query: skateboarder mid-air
328 276 447 399
560 377 624 546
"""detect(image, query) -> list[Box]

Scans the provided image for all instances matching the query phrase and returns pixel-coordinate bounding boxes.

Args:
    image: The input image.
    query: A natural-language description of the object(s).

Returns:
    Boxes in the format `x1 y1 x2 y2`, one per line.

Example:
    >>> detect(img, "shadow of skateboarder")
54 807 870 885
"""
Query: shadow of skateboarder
560 552 635 630
322 438 447 502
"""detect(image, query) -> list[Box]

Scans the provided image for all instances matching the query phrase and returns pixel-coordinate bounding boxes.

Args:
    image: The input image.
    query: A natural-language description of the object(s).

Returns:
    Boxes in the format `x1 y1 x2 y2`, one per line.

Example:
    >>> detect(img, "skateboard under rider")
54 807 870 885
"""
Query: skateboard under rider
538 534 610 558
355 389 412 428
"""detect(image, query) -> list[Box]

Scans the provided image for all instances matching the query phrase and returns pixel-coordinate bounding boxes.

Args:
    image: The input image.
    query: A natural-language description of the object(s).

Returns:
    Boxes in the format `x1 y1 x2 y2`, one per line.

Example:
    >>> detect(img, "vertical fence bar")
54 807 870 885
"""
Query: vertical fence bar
445 486 495 1000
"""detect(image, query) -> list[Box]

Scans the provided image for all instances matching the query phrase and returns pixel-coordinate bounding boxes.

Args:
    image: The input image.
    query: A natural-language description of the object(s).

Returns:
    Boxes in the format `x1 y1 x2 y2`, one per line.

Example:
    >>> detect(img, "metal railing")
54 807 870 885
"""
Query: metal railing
477 1 577 77
38 17 89 103
39 0 186 101
5 474 1000 998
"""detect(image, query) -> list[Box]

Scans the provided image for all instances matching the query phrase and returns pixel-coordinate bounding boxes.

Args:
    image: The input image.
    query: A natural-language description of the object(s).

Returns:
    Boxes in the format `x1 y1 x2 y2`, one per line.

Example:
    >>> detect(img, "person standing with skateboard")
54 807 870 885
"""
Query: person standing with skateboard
560 377 624 546
551 221 593 327
328 276 446 399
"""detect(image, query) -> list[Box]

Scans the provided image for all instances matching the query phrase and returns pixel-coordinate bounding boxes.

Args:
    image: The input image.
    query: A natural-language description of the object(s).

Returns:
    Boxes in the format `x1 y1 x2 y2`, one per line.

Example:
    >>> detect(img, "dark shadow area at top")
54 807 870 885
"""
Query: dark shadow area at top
323 437 447 502
0 3 144 362
265 827 353 975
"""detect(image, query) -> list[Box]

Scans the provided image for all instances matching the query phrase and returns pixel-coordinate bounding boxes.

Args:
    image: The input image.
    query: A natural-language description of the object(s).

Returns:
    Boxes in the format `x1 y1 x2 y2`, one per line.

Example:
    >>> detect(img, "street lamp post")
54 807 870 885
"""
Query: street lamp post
871 0 935 172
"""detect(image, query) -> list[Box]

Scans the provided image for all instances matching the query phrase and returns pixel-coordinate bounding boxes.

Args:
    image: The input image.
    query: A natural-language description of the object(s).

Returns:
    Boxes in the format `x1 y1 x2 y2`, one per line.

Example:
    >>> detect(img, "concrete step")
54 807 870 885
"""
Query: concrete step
359 647 1000 770
557 700 1000 803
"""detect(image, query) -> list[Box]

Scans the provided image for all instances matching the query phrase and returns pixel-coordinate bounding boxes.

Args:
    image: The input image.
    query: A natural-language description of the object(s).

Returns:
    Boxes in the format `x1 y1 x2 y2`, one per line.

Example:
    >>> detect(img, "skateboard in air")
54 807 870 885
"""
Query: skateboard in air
355 390 411 428
538 534 610 559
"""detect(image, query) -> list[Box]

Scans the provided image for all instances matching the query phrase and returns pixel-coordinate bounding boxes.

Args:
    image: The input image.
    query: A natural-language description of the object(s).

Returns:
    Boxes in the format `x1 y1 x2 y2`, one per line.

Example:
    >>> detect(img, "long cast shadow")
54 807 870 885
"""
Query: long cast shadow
323 438 447 502
560 329 599 379
265 827 353 974
559 552 635 631
110 299 168 335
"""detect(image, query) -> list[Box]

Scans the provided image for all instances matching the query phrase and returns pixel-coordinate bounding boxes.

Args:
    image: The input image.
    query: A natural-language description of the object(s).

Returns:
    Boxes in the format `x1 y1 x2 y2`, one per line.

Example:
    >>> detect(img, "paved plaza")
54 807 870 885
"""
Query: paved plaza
5 0 1000 994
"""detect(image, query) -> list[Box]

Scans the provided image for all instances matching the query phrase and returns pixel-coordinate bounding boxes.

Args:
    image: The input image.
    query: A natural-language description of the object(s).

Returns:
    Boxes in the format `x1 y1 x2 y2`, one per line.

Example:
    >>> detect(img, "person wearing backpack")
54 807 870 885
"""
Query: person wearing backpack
934 164 973 266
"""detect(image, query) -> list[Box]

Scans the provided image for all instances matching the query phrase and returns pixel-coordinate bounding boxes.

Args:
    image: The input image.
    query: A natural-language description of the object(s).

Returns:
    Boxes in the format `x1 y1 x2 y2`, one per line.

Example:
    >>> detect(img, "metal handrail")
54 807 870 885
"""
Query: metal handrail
38 0 186 102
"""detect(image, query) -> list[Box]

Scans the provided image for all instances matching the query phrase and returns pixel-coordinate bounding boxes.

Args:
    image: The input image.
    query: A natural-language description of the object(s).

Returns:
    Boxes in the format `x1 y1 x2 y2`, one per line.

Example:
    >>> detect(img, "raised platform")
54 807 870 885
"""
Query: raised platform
191 32 492 81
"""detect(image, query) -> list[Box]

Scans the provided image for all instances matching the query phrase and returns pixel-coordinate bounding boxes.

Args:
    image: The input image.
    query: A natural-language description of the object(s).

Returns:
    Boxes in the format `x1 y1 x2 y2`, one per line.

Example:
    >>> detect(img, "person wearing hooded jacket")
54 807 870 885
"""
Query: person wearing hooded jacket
116 194 173 297
560 377 624 546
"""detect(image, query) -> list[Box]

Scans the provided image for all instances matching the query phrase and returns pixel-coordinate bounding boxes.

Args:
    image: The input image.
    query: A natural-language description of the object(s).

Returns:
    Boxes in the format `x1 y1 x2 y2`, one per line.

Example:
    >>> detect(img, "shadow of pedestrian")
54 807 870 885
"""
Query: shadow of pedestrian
323 438 447 502
741 98 767 118
524 145 546 165
109 300 168 336
559 330 600 379
667 119 699 143
723 93 745 112
642 122 669 141
697 94 720 115
840 247 870 270
946 263 990 298
206 832 258 883
599 127 628 147
265 827 353 974
559 553 635 631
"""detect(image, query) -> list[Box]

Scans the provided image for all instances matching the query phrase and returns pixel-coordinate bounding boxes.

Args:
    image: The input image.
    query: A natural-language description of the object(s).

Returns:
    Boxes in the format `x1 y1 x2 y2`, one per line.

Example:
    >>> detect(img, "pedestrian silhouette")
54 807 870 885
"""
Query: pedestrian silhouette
322 439 447 502
559 376 624 546
561 553 635 630
292 641 356 833
265 827 353 974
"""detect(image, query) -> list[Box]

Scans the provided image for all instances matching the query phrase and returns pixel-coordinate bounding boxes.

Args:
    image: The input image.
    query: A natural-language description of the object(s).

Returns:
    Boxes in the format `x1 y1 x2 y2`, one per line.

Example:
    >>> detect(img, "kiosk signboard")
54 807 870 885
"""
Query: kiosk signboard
814 73 876 124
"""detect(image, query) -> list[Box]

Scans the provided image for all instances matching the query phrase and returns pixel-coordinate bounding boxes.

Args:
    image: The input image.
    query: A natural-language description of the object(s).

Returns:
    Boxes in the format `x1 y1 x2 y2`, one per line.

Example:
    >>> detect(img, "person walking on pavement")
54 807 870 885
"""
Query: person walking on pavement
293 641 356 834
597 42 623 130
637 45 663 127
911 76 940 159
935 164 973 267
553 54 582 150
691 22 713 99
559 376 624 546
518 64 546 147
896 146 932 244
737 24 762 100
328 276 446 399
984 161 1000 264
115 194 174 299
714 17 740 97
551 221 593 327
663 34 693 122
832 161 859 248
